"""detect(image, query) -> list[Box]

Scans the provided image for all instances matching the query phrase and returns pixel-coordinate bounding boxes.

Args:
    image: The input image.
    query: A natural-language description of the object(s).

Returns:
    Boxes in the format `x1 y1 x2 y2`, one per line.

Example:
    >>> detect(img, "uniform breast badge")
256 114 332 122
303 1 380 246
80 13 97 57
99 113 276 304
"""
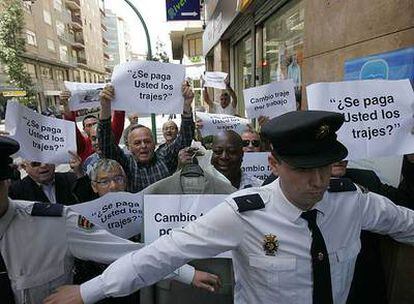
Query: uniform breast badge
263 234 279 256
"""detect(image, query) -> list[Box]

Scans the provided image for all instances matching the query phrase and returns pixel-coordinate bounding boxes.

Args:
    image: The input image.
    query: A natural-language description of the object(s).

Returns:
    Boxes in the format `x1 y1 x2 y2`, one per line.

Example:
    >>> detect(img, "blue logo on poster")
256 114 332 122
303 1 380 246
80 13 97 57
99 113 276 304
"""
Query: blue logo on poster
360 59 389 80
344 47 414 87
166 0 200 21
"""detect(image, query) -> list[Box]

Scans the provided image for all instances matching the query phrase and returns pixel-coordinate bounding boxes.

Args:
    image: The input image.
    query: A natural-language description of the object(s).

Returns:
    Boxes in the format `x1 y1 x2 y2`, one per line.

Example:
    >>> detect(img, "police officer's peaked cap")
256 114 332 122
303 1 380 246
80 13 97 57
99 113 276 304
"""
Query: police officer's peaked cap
0 137 19 180
261 111 348 168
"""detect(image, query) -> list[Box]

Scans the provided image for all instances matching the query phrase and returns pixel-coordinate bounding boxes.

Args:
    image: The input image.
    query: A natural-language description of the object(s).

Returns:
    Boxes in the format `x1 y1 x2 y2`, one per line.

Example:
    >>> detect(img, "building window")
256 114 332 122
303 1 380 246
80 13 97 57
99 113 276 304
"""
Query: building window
25 30 37 46
41 67 53 80
56 20 65 37
43 10 52 25
261 0 304 106
188 38 202 57
25 63 37 79
74 70 81 82
59 44 68 62
57 70 65 81
47 39 56 52
53 0 62 11
234 34 253 111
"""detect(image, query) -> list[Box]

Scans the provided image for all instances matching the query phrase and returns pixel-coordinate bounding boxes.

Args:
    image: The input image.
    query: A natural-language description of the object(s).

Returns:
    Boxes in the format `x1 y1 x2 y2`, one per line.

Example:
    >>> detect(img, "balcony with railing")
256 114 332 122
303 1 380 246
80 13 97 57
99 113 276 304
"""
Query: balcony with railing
65 0 80 11
72 33 85 49
71 14 83 31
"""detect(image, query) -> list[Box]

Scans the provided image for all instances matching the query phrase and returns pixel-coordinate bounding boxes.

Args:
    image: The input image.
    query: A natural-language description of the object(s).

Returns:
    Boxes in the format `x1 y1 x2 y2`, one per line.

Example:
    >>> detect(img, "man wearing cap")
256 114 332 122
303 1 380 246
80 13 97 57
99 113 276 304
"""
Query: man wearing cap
0 137 218 304
44 111 414 304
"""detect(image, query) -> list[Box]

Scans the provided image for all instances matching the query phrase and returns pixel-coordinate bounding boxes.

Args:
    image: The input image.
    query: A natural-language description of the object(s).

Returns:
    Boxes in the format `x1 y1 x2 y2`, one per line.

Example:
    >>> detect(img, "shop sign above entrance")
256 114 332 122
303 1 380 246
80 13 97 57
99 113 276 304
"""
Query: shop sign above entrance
166 0 201 21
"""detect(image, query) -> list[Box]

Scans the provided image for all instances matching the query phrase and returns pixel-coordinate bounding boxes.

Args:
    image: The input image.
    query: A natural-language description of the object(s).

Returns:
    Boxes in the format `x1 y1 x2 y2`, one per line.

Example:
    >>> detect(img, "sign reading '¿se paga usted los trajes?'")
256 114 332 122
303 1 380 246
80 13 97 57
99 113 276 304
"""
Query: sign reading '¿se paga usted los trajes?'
111 60 186 114
307 79 414 160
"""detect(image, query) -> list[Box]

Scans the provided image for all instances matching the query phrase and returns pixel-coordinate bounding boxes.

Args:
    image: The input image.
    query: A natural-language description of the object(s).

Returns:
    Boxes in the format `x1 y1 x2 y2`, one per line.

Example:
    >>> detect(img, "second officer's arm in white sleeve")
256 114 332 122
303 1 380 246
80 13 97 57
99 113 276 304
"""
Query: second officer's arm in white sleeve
359 190 414 242
81 198 245 303
65 208 196 285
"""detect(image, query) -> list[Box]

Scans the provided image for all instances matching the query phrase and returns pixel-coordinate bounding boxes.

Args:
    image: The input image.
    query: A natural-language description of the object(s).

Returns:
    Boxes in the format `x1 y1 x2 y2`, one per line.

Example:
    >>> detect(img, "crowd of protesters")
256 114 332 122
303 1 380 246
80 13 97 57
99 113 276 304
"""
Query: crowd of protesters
0 76 413 304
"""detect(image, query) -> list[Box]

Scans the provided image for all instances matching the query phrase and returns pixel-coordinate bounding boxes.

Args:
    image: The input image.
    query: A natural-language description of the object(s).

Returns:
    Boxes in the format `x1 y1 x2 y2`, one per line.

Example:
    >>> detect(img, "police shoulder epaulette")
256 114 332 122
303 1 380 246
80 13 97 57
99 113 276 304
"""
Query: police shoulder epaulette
31 203 63 217
328 178 357 193
233 193 265 212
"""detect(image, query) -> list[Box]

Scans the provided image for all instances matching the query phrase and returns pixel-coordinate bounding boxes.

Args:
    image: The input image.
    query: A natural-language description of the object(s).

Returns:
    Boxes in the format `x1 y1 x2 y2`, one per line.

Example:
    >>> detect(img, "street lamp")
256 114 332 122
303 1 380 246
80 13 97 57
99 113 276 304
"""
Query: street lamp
119 0 157 142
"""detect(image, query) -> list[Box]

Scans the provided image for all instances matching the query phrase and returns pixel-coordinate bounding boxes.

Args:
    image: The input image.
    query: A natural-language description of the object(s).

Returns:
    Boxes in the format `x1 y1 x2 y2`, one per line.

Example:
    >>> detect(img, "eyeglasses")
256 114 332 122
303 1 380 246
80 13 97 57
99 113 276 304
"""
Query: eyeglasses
242 140 260 148
93 175 126 187
29 162 42 167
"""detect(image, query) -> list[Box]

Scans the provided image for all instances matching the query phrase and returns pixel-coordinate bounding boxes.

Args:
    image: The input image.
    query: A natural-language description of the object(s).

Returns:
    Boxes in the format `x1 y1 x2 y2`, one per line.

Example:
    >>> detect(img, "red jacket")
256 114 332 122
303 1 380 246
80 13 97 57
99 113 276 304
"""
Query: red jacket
64 111 125 161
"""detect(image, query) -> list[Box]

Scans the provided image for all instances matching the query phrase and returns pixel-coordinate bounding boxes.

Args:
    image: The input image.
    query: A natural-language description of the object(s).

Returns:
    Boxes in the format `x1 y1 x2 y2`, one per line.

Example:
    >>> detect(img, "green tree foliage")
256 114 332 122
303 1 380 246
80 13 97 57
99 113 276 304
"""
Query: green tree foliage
0 0 36 101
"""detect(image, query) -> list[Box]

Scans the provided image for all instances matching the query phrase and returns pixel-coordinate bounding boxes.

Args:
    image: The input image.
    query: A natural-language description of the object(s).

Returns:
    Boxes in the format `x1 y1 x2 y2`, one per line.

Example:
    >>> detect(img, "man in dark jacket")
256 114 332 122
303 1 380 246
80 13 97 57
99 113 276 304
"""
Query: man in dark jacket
8 161 78 205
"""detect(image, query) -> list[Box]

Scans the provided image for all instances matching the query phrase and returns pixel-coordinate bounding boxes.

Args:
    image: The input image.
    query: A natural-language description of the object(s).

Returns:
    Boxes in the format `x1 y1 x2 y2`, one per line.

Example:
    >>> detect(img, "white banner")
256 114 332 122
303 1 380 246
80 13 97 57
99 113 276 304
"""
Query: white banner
241 152 271 181
111 61 185 114
5 101 76 164
196 112 250 137
307 79 414 159
70 192 143 239
203 71 228 89
243 79 296 119
144 194 227 243
64 81 105 111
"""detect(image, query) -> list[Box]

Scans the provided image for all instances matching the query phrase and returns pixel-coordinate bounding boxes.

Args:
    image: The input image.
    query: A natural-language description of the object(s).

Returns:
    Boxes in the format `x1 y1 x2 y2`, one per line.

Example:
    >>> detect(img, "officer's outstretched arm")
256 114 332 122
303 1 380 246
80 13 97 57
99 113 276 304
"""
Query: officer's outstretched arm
45 201 244 304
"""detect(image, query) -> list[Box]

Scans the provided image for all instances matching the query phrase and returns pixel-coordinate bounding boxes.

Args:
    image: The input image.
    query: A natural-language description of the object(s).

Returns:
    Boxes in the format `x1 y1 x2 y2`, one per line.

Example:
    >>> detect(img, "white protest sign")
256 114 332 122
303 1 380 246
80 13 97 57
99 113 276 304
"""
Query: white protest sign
243 79 296 119
307 79 414 160
196 112 250 137
348 155 403 187
64 81 105 111
203 71 228 89
71 191 143 239
144 194 227 242
241 152 271 182
111 60 185 114
5 101 76 164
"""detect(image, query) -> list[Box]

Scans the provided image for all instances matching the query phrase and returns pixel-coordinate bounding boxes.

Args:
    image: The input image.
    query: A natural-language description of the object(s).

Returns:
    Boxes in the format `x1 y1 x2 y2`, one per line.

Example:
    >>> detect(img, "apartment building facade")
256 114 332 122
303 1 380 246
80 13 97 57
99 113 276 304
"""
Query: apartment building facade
0 0 108 111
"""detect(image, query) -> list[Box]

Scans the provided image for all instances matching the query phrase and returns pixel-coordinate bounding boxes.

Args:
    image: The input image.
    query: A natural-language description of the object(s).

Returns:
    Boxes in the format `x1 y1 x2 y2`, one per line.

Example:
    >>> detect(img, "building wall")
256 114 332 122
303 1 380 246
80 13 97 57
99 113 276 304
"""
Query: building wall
302 0 414 107
80 0 105 74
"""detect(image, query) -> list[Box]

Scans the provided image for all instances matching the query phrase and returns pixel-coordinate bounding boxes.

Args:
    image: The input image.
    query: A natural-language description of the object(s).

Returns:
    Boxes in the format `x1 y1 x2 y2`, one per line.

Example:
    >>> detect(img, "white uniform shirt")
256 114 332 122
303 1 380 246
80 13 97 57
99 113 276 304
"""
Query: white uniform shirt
81 179 414 304
0 199 194 304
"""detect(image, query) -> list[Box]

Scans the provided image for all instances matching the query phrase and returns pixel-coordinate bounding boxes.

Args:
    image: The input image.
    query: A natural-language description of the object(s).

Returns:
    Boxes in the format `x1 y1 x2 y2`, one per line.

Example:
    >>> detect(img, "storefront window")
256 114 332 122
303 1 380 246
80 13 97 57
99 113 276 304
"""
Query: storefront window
234 34 253 113
262 0 304 107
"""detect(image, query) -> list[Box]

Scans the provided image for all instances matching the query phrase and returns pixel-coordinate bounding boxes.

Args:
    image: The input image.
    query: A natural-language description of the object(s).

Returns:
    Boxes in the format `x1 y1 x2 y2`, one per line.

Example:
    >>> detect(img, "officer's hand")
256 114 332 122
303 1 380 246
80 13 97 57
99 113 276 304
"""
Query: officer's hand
192 270 222 292
43 285 83 304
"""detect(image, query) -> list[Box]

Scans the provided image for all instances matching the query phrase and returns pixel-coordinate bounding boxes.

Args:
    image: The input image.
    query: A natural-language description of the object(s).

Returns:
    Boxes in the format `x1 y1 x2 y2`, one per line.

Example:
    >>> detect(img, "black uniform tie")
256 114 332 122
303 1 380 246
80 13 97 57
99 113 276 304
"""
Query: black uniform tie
301 209 333 304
